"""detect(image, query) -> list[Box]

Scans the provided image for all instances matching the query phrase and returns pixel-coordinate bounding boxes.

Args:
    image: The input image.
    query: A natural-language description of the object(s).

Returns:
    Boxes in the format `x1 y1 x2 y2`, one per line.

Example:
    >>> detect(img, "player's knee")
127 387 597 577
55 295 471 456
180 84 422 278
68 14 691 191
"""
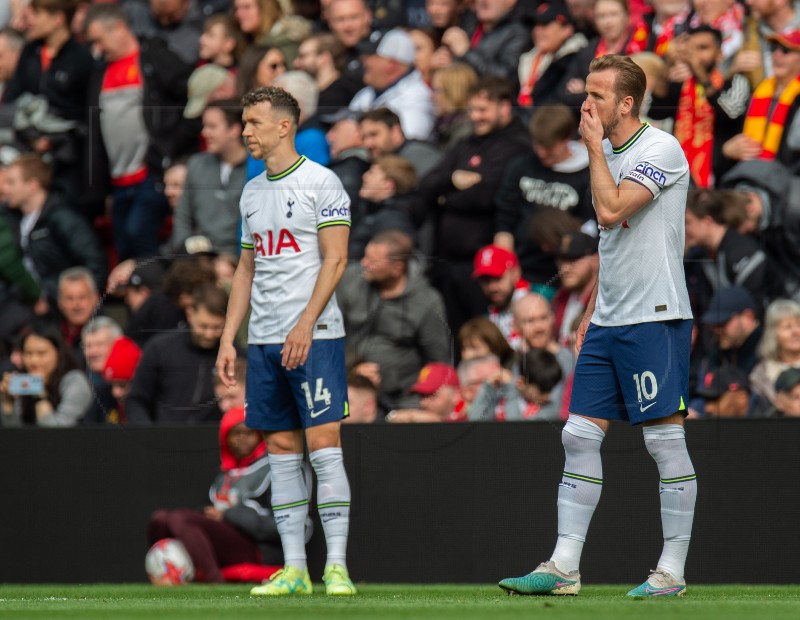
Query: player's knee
305 423 341 453
562 415 605 455
643 424 685 460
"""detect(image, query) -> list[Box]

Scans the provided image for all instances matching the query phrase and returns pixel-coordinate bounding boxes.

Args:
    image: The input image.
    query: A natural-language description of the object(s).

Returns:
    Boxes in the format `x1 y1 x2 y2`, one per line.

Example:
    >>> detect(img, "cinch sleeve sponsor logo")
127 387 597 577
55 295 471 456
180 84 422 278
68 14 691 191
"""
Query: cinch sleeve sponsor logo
321 206 350 218
632 162 667 187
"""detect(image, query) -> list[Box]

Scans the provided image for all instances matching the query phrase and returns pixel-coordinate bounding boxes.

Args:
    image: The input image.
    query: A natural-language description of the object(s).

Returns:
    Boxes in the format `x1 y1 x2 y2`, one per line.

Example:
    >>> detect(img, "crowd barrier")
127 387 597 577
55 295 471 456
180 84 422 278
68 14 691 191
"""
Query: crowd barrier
1 419 795 584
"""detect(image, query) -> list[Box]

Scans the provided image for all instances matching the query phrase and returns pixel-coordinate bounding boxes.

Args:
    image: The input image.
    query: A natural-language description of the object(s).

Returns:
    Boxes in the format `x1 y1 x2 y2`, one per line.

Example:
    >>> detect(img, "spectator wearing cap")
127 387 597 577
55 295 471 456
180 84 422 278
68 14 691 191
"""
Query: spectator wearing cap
349 28 435 141
722 30 800 175
293 32 360 115
494 103 592 287
385 362 465 422
517 2 588 110
730 0 800 88
472 244 529 350
100 336 143 425
184 64 237 121
420 75 530 335
551 232 598 347
684 189 769 318
0 26 23 102
748 299 800 412
440 0 529 87
85 3 191 259
121 260 188 348
701 286 764 377
692 366 751 418
358 108 442 179
337 229 450 408
772 367 800 417
325 108 370 203
171 99 248 257
349 154 419 260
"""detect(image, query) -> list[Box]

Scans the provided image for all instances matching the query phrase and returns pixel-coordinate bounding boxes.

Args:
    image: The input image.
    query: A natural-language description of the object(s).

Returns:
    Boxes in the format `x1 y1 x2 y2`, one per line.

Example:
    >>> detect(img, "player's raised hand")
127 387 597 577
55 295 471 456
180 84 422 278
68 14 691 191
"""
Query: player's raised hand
216 341 238 388
282 321 313 370
580 101 603 147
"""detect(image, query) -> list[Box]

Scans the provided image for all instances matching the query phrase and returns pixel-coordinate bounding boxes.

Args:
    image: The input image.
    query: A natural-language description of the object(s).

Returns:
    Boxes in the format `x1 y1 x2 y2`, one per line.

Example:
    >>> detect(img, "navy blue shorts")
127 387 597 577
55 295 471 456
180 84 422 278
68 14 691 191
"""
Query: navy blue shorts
568 320 691 425
245 338 349 431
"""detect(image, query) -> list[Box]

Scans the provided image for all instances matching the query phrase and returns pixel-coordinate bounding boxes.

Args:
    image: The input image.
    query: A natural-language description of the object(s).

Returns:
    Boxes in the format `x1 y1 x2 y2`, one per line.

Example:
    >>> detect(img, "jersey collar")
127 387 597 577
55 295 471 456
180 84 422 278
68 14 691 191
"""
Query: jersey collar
611 122 650 154
267 155 307 181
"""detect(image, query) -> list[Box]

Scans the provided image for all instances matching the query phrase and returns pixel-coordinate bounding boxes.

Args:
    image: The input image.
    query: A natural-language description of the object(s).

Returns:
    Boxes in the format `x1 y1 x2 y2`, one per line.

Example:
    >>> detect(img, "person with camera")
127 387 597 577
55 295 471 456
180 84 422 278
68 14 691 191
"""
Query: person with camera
0 322 92 427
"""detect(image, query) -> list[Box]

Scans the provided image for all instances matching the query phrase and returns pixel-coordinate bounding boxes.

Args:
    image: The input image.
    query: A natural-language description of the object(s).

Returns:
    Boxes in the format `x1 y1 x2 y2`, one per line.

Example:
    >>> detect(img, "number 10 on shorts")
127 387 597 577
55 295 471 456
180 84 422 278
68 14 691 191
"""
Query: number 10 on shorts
633 371 658 403
301 378 332 416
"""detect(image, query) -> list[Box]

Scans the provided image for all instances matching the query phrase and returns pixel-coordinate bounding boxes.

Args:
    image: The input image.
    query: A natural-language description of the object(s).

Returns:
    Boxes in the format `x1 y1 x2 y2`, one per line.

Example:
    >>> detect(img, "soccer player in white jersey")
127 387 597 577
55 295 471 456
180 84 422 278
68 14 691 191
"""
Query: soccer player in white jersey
499 55 696 598
216 86 356 596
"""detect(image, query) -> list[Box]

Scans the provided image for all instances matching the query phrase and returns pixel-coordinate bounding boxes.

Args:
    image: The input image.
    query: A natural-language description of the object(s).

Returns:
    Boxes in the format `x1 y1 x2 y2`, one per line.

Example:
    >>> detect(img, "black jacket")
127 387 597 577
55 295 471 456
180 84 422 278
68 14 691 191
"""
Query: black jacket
4 37 93 122
125 329 224 425
459 7 531 86
420 117 531 261
3 195 107 301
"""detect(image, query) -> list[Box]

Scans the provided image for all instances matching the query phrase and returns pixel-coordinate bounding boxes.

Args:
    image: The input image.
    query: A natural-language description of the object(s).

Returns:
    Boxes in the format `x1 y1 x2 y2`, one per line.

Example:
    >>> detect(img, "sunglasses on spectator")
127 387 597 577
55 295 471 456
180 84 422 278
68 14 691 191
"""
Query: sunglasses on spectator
268 62 286 70
769 41 799 55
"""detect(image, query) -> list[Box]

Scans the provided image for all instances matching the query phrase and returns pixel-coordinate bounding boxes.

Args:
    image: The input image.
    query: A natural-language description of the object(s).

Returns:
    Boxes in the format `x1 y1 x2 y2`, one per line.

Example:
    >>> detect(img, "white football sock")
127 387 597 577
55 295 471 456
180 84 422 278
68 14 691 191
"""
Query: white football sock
310 447 351 570
643 424 697 581
268 453 309 571
551 415 605 574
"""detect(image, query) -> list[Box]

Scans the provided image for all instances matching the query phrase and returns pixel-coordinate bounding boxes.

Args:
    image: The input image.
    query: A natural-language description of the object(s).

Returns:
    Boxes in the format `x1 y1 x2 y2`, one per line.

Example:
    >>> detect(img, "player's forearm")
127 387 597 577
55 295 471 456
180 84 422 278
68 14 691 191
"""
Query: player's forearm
584 279 599 320
297 255 347 329
587 143 626 227
221 263 254 346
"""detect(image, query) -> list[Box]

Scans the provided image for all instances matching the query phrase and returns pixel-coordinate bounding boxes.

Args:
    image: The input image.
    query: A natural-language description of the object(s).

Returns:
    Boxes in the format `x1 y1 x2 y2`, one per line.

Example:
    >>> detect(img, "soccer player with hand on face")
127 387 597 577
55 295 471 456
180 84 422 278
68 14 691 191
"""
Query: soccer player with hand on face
216 86 355 597
499 55 696 598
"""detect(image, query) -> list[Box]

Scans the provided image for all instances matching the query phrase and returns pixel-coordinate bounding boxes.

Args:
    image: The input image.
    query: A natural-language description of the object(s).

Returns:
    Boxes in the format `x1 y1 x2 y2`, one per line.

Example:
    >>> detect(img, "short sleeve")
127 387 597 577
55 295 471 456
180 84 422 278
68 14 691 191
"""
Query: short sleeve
240 191 254 250
315 171 351 230
623 136 688 200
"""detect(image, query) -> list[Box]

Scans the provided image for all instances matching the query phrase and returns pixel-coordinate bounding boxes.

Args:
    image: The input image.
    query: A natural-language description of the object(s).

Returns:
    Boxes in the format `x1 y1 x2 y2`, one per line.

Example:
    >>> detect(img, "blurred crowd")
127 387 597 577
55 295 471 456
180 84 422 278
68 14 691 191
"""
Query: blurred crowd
1 0 799 428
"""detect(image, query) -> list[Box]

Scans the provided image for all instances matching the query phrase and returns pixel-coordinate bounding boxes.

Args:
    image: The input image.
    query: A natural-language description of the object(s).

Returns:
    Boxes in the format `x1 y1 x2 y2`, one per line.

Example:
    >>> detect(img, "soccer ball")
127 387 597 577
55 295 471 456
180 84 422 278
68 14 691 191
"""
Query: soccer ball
145 539 195 586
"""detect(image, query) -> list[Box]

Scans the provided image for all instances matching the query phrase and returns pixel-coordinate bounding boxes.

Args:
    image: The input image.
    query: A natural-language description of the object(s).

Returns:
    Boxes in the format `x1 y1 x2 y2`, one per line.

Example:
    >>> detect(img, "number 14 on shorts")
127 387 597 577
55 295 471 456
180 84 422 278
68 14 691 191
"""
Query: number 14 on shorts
633 371 658 412
301 378 332 417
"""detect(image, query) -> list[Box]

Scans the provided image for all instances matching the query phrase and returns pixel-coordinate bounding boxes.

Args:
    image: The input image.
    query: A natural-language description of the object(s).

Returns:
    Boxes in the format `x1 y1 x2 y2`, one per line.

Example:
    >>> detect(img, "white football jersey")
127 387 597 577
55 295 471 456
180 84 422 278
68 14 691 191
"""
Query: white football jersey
240 156 351 344
592 123 693 327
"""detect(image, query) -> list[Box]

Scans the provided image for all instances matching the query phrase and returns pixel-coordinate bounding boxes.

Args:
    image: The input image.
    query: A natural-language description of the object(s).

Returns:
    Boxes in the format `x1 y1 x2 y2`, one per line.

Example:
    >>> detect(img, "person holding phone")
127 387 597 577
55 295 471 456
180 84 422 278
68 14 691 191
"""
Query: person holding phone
1 322 92 427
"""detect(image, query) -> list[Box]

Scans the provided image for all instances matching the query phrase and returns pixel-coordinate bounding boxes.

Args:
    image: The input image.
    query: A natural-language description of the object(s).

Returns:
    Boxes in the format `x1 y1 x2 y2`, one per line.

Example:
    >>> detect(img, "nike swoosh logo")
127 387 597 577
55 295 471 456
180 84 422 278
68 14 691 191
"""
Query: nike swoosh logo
246 210 257 219
646 586 681 595
310 406 331 418
640 402 657 412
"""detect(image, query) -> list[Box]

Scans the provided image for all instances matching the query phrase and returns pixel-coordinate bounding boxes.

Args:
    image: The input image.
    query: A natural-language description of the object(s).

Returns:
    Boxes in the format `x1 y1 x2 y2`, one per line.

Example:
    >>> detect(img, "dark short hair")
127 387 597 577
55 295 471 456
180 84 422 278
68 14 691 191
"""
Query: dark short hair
347 371 378 394
468 75 514 103
241 86 301 128
530 104 576 148
518 348 563 393
359 107 402 129
588 54 647 117
688 24 723 48
191 284 229 318
306 32 347 73
0 27 25 50
205 99 243 128
83 2 128 32
369 229 414 265
686 189 726 224
31 0 79 25
11 154 52 191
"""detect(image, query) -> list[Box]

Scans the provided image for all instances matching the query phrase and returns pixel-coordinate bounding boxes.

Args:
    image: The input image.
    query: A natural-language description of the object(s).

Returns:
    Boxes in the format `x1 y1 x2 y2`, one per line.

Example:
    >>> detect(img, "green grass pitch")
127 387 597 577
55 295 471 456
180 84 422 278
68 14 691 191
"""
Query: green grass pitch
2 584 800 620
